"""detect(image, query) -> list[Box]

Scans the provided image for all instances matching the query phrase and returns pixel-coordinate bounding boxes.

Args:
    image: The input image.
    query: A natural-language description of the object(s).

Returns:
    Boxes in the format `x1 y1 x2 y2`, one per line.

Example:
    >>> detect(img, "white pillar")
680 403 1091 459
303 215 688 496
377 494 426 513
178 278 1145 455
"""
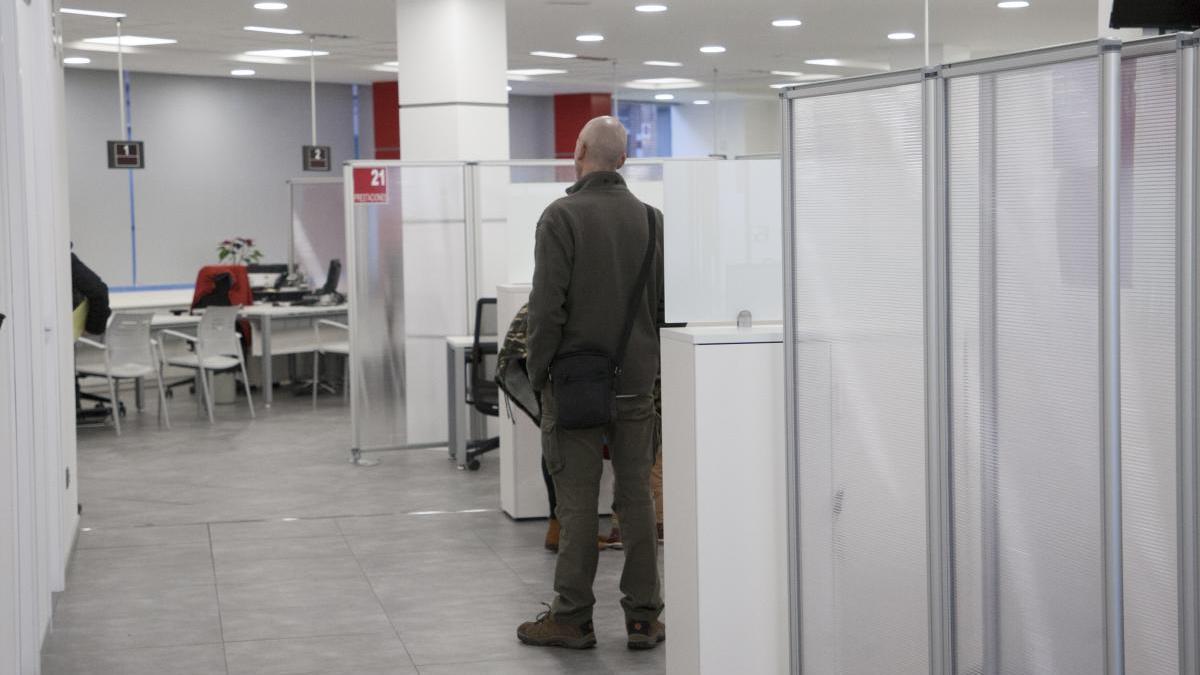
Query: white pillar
0 1 76 672
395 0 510 161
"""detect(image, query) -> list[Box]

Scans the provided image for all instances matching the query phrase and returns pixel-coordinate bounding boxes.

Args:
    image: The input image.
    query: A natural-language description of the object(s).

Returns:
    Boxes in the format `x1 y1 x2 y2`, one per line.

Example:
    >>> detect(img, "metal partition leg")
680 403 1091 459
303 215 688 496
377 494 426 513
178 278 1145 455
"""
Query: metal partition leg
261 316 273 408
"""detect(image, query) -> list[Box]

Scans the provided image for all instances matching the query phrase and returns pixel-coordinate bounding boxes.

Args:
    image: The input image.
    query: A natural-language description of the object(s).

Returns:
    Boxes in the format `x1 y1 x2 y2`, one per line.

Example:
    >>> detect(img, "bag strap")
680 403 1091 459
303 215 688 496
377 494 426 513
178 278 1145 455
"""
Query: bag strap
614 204 657 374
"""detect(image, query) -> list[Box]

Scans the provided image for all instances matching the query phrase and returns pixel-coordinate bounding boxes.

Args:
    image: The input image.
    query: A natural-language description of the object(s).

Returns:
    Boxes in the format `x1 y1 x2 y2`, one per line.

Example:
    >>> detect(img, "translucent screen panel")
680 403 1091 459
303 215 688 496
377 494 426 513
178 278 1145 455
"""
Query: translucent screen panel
663 159 782 323
475 162 664 295
789 83 928 675
1119 52 1178 675
290 179 346 291
947 58 1104 674
348 165 467 451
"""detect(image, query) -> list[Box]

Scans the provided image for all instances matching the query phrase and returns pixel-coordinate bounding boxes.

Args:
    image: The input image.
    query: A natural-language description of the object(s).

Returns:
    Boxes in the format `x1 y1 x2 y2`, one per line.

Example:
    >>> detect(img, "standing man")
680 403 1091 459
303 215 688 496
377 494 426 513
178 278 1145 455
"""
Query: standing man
517 116 665 651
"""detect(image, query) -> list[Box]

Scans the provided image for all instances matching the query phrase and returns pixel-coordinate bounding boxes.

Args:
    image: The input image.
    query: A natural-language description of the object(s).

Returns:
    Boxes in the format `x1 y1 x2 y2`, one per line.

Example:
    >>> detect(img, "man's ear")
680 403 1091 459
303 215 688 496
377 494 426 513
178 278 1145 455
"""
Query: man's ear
575 142 588 163
615 153 628 170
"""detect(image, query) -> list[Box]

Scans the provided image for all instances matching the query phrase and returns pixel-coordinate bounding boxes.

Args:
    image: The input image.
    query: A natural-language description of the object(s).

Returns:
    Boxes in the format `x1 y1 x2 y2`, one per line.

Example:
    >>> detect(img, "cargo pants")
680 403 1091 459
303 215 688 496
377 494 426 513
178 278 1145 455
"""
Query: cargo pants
541 383 664 625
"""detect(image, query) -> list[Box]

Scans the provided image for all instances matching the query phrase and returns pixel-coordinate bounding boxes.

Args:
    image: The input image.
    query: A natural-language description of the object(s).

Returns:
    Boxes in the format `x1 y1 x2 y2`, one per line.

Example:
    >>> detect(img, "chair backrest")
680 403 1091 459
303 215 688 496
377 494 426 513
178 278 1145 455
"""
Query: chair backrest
191 265 254 310
105 312 156 370
470 298 499 413
197 306 242 358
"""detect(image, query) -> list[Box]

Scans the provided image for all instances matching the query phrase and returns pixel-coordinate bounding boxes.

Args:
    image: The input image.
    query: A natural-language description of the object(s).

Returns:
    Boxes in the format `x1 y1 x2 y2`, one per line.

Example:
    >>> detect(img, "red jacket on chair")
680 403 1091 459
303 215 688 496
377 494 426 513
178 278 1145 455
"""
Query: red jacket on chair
191 265 254 352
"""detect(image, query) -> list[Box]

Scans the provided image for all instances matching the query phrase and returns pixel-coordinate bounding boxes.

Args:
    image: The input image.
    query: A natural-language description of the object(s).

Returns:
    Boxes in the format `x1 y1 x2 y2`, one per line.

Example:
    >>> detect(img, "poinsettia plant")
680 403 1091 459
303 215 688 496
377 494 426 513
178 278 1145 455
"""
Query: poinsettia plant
216 237 263 265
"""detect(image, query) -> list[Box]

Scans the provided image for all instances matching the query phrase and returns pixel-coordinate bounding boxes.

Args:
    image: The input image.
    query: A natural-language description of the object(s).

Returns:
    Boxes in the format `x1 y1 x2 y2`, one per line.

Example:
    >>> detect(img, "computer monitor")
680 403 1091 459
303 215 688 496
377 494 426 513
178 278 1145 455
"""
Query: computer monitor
320 259 342 295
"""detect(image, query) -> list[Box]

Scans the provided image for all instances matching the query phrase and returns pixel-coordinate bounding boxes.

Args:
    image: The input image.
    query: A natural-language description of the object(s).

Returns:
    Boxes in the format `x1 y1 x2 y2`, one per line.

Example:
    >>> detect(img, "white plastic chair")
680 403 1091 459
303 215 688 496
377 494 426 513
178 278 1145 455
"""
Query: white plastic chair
163 306 255 423
312 319 350 407
76 312 170 435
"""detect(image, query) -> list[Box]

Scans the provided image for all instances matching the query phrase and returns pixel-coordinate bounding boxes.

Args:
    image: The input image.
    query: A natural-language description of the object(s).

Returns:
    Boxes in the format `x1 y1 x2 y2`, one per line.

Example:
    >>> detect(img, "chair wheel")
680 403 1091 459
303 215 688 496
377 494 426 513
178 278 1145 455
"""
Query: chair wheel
468 460 481 471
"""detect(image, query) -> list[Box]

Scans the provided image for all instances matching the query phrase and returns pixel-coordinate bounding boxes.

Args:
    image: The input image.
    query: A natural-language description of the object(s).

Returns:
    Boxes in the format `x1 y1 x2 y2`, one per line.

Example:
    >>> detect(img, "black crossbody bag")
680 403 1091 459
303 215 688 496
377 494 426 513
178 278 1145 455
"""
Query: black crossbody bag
550 204 656 430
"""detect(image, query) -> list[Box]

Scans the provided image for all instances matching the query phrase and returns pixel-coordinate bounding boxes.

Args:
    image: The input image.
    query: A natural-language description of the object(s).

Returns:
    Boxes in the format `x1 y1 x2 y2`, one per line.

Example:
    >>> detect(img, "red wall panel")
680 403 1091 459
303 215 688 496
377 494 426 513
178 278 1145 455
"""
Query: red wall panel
372 80 400 159
553 93 613 159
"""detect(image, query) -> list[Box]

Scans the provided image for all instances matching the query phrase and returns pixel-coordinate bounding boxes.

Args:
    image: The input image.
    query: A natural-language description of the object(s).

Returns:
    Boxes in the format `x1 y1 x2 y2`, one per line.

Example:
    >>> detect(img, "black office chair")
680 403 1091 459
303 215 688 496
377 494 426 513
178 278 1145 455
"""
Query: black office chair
464 298 499 471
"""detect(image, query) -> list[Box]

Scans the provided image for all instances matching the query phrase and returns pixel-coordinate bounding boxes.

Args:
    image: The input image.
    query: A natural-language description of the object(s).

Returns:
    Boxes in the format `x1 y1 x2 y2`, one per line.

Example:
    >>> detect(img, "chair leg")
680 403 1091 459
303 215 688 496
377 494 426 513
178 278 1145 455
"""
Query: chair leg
312 349 320 409
198 368 216 424
156 367 171 430
342 356 349 402
107 374 121 435
239 358 256 419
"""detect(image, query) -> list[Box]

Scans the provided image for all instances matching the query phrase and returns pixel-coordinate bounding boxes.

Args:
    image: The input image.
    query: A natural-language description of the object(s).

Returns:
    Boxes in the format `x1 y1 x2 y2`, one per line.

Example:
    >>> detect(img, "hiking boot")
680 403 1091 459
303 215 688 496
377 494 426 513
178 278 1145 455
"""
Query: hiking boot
544 518 560 552
606 527 623 550
518 607 596 649
626 619 666 650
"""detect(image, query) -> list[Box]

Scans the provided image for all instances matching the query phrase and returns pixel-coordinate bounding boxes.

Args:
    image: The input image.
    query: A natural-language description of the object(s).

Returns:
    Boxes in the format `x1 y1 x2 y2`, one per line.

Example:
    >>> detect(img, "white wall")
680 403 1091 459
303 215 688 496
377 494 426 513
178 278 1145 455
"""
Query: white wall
65 69 373 287
508 94 554 159
1 1 77 673
670 98 782 158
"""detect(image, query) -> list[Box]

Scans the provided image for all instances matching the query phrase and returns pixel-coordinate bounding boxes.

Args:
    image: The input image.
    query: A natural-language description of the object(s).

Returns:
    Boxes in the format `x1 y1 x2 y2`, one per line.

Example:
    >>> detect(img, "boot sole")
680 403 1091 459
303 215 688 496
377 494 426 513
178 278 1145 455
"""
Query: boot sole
518 633 597 650
626 633 666 650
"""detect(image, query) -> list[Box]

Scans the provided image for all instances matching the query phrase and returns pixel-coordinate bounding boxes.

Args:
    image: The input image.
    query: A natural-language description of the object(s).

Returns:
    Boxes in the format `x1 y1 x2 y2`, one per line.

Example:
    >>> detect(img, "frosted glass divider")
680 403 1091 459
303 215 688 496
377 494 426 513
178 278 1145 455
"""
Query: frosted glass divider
1180 33 1200 675
288 177 345 289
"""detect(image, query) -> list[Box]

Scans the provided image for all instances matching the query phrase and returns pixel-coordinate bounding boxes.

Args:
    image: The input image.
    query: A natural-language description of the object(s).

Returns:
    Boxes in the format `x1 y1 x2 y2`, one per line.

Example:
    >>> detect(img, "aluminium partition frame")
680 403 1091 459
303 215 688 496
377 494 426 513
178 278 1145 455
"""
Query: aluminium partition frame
782 36 1200 675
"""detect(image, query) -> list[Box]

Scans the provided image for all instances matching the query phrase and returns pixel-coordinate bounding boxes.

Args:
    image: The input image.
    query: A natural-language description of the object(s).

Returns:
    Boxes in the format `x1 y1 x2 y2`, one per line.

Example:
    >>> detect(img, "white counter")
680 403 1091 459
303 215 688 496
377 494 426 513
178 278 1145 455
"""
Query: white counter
496 283 614 519
661 324 789 675
109 288 194 312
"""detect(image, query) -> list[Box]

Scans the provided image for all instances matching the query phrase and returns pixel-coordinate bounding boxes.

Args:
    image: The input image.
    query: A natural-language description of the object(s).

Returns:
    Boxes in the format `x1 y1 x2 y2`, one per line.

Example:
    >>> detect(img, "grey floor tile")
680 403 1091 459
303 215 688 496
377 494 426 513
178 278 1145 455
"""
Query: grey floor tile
75 523 211 550
218 577 393 642
210 518 342 543
415 652 616 675
42 643 227 675
43 585 222 653
366 557 531 604
65 543 216 591
224 633 416 675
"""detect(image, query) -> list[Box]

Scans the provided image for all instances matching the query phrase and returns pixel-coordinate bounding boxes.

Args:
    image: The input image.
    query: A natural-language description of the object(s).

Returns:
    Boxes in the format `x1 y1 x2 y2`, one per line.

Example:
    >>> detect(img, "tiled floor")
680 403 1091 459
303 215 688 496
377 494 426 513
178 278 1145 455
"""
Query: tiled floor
44 388 665 674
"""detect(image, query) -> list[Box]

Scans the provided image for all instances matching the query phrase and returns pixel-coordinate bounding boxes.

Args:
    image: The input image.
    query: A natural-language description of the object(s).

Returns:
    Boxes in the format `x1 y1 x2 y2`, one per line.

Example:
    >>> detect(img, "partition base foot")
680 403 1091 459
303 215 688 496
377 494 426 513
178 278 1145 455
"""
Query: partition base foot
350 448 380 467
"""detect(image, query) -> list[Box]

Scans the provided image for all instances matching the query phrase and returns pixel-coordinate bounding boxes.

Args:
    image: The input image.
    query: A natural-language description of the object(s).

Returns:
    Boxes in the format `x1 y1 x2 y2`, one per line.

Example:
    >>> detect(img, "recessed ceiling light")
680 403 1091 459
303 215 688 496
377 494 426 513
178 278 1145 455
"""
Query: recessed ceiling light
628 77 702 90
804 57 890 70
506 85 513 91
254 1 288 8
699 45 726 54
507 68 567 76
63 56 91 65
84 35 178 47
771 70 804 77
60 8 127 18
772 19 803 27
770 83 798 89
805 58 841 66
373 63 398 72
644 60 682 67
635 4 668 12
654 93 675 100
244 26 303 35
236 54 288 64
795 73 840 81
231 69 256 76
383 60 398 67
576 34 604 42
244 48 328 58
997 0 1029 7
530 50 576 59
888 31 916 40
693 99 710 105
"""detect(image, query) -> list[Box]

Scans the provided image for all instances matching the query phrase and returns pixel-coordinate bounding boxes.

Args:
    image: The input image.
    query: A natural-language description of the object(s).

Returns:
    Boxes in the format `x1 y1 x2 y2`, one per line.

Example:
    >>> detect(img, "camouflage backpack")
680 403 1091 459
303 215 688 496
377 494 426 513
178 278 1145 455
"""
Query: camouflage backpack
495 303 541 425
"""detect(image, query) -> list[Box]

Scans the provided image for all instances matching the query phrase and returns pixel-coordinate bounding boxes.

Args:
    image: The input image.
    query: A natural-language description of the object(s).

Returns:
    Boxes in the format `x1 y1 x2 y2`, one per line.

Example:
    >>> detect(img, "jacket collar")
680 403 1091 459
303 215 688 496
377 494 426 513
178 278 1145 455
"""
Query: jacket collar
566 170 627 194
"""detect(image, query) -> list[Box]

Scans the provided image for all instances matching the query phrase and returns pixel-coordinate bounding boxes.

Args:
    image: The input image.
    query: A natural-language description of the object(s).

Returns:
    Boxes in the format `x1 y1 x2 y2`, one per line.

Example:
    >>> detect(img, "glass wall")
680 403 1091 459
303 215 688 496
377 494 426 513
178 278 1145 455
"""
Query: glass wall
289 178 345 291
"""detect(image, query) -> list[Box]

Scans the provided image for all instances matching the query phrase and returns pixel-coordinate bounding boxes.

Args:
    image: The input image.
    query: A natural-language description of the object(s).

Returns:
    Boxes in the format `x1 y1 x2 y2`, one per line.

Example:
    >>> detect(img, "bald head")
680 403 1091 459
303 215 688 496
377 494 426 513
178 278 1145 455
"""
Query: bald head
574 116 628 180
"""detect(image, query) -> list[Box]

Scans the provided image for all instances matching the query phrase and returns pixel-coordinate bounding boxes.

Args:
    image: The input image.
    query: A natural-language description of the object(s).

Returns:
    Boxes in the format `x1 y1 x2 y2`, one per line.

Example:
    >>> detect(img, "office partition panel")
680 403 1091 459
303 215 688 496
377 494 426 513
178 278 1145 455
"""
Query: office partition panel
289 178 345 290
785 73 930 675
345 163 468 458
785 36 1199 675
663 158 783 324
947 53 1106 675
1117 48 1180 675
473 160 664 294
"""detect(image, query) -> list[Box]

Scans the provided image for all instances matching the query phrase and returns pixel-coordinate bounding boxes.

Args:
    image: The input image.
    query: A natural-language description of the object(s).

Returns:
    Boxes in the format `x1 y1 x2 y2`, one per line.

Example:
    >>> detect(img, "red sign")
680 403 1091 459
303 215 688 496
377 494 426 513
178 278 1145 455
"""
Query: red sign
353 167 389 204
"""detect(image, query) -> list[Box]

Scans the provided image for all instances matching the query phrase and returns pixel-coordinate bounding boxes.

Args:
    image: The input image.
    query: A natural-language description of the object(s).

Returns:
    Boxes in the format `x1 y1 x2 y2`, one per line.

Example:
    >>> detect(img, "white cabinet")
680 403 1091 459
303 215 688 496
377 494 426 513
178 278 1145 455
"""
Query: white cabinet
661 325 789 675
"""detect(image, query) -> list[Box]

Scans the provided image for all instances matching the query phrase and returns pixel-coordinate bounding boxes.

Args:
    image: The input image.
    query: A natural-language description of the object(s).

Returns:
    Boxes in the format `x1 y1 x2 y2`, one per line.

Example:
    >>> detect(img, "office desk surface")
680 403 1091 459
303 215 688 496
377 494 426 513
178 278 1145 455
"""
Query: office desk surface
110 289 194 312
241 304 349 318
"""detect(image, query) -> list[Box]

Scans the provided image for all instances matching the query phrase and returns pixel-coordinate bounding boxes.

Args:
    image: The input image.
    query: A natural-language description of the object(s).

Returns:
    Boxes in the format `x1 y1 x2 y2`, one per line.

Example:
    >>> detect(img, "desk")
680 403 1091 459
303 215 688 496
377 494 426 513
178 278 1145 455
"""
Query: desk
110 289 194 313
240 304 349 407
445 336 495 469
